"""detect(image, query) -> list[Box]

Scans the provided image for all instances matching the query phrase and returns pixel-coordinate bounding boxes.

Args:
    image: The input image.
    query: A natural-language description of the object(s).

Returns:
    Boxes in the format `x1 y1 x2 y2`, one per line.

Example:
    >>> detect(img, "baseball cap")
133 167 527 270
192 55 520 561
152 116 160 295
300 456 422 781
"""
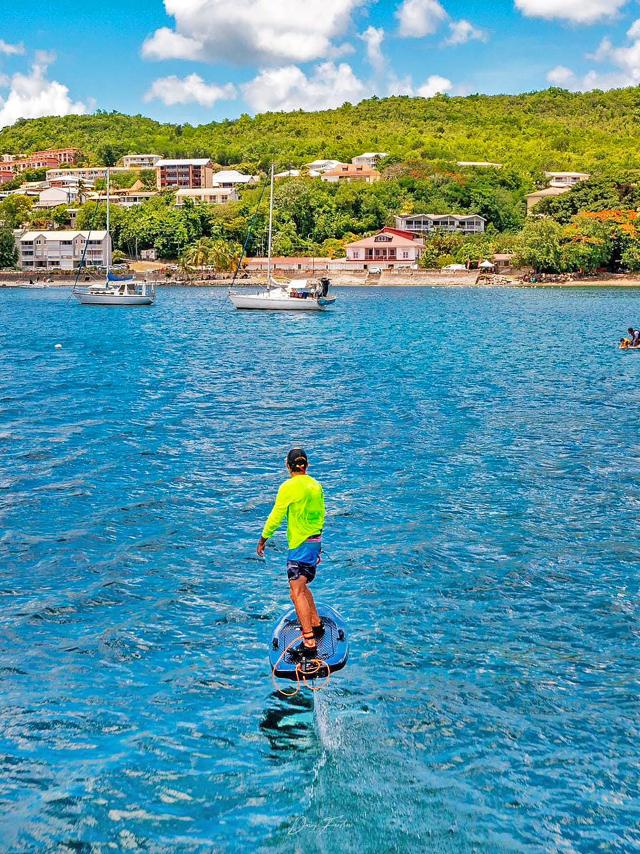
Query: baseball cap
286 448 308 470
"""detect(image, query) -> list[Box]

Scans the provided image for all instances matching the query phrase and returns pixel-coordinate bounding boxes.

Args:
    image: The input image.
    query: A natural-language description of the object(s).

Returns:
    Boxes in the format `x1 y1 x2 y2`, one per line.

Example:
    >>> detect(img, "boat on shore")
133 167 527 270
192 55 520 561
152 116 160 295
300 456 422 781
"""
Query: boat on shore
228 165 336 312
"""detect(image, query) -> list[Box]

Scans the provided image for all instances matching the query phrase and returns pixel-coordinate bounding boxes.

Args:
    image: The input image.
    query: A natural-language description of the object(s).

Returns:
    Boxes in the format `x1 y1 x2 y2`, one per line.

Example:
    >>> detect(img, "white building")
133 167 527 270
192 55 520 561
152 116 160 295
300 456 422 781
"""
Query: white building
544 172 590 188
34 187 78 209
305 159 342 173
175 187 238 206
211 170 259 188
17 230 111 271
352 152 389 168
395 214 486 235
46 167 131 183
122 154 162 170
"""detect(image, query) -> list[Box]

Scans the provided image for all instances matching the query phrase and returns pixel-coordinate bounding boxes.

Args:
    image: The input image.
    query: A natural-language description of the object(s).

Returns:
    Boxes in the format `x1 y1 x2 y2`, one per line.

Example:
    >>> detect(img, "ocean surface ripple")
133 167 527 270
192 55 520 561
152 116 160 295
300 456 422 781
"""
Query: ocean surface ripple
0 286 639 852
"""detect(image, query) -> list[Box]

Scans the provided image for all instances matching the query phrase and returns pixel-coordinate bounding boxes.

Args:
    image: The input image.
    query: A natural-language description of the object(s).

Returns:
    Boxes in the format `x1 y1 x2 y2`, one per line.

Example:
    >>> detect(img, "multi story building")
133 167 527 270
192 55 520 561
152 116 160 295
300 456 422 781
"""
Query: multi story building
175 187 238 206
321 164 381 184
122 154 162 170
352 152 388 168
156 159 214 190
17 230 111 271
5 149 81 173
46 167 131 182
345 227 424 269
395 213 486 235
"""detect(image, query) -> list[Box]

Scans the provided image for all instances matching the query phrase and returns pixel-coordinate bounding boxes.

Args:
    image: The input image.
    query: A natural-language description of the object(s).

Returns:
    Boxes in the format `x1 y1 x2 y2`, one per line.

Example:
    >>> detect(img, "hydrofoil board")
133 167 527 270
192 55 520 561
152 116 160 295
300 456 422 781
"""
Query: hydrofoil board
270 602 349 681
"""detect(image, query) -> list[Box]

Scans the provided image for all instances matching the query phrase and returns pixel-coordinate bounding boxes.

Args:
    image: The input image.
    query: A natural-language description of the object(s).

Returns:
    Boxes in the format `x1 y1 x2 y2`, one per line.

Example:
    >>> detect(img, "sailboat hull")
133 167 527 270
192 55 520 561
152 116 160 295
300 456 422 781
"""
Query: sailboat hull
229 292 330 310
74 291 155 306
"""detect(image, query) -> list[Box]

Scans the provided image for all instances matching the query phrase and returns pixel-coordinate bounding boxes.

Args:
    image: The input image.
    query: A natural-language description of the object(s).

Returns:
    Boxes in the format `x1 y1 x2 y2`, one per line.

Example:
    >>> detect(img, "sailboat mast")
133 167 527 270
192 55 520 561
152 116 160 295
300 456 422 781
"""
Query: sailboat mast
267 164 274 286
106 167 111 276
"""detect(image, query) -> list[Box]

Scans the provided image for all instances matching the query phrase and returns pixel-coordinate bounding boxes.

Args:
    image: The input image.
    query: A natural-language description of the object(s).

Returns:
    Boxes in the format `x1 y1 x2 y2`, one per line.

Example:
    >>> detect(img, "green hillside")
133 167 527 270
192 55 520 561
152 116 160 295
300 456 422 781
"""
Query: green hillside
2 87 640 171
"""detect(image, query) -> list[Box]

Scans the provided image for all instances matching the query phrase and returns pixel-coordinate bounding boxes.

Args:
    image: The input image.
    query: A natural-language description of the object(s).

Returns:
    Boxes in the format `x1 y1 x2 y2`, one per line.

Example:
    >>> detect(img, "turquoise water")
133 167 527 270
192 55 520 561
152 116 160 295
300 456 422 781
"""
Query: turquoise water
1 285 639 852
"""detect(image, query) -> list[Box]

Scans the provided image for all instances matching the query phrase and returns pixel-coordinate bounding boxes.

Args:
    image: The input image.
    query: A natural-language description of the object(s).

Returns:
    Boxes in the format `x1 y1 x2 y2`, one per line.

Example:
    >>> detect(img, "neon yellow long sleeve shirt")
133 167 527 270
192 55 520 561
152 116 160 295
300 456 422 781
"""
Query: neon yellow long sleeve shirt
261 474 325 549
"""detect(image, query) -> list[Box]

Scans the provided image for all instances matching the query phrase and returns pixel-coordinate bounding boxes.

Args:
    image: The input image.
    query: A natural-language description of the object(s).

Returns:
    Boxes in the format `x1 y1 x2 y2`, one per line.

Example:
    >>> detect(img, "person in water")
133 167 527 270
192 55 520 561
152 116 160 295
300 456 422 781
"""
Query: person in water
627 327 640 347
257 448 325 660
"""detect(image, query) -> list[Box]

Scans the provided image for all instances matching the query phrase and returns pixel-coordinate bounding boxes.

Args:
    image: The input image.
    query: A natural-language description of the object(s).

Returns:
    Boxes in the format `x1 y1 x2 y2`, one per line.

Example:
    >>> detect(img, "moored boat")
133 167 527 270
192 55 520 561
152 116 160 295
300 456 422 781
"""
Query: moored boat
73 169 156 307
228 165 336 312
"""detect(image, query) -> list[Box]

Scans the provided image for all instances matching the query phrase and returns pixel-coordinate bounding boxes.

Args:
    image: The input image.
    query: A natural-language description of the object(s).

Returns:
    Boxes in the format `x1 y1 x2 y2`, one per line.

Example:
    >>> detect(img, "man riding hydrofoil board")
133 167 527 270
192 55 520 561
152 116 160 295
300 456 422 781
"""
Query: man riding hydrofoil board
257 448 325 661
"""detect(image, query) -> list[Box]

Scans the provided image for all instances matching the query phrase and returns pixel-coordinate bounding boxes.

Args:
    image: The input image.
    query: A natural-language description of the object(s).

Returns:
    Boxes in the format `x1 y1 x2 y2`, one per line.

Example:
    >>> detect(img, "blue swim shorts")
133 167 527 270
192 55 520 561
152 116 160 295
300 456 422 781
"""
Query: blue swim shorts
287 536 322 582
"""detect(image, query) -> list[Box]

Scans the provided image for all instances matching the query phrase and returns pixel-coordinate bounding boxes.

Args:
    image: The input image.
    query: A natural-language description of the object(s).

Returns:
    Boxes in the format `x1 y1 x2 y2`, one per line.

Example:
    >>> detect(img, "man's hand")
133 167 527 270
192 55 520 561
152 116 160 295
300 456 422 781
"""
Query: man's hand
257 536 267 558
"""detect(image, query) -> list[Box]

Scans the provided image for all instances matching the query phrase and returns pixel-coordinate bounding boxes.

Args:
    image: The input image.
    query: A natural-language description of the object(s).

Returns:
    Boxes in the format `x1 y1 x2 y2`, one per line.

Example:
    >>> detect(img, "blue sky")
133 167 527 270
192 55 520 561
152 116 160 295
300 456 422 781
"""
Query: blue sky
1 0 639 128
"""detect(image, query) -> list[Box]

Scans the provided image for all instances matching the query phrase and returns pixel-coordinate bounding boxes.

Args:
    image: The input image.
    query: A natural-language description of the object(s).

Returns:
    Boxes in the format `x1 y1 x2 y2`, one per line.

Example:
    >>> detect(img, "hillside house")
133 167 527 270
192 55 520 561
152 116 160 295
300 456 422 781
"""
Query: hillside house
122 154 162 169
395 213 486 235
175 187 238 206
352 152 388 168
544 171 590 188
345 227 424 269
211 170 259 188
321 164 381 184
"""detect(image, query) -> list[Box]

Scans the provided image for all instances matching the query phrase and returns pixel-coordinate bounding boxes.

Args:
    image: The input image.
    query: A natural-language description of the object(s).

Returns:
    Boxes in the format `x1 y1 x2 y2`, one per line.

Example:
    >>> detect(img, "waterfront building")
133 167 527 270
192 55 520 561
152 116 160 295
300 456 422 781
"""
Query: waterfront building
211 169 259 188
321 164 381 184
0 168 13 186
17 230 111 271
345 227 424 269
156 159 214 190
395 213 486 235
352 152 389 168
122 154 162 169
175 187 238 206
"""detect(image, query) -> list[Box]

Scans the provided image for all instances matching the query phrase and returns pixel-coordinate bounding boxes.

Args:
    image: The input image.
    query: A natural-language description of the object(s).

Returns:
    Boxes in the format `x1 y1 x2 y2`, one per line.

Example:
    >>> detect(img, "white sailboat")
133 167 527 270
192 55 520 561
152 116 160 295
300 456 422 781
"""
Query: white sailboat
73 169 156 306
228 165 336 311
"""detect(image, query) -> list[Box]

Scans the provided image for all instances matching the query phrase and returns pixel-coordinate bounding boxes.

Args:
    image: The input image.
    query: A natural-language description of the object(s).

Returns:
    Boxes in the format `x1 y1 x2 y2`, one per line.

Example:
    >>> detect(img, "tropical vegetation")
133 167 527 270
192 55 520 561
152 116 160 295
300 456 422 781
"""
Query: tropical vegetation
6 88 640 274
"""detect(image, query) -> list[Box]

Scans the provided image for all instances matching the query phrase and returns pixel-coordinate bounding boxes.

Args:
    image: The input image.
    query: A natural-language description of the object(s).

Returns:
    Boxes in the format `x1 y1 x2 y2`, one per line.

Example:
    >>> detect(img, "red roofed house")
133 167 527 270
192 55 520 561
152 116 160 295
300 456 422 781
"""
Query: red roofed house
345 227 424 269
321 163 381 184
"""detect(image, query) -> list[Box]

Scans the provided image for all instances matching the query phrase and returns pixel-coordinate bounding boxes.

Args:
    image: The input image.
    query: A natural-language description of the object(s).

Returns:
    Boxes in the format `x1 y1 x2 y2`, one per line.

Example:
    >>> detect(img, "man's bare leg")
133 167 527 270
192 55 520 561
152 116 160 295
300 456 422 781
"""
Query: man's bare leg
304 586 321 628
289 577 316 648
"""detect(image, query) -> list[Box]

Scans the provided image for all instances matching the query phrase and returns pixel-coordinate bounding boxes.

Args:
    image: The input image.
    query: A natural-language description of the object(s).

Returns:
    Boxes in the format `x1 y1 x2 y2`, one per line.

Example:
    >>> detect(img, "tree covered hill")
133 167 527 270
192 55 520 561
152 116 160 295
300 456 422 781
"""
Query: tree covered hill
3 87 640 171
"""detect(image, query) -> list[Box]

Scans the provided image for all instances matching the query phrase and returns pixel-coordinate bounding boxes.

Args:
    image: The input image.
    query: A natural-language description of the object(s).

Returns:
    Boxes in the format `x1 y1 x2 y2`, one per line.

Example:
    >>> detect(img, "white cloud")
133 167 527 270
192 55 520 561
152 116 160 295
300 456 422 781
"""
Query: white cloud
241 62 368 112
0 40 24 56
361 26 385 72
547 65 578 86
145 74 236 107
0 55 87 129
547 18 640 90
515 0 628 25
142 0 365 65
416 74 453 97
444 19 487 46
396 0 448 37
